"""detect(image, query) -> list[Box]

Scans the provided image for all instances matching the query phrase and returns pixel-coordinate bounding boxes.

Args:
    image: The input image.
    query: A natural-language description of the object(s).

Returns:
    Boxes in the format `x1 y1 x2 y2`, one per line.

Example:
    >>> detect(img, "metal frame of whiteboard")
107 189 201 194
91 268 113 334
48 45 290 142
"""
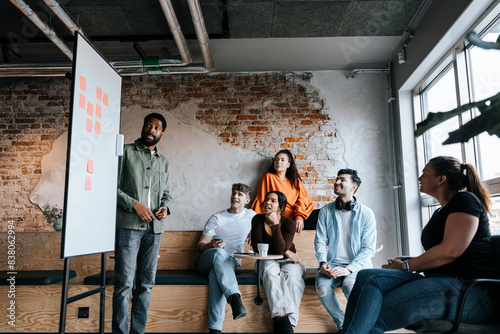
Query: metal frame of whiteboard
61 32 122 258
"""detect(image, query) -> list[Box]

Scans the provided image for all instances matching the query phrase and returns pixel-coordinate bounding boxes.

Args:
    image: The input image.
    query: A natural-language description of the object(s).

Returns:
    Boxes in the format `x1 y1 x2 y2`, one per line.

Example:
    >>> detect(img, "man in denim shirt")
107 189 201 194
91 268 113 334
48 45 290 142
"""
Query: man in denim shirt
314 169 376 332
112 112 172 334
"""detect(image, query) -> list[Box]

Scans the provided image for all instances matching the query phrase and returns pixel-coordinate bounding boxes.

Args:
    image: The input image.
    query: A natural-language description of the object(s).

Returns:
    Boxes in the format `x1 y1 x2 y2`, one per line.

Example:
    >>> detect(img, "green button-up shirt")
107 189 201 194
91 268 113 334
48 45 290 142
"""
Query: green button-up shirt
116 138 172 233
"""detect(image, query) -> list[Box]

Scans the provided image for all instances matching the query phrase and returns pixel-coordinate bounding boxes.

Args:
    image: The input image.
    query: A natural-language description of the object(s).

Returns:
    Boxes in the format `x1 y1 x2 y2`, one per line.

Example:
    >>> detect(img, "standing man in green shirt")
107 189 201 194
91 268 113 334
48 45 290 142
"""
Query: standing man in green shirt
113 112 172 334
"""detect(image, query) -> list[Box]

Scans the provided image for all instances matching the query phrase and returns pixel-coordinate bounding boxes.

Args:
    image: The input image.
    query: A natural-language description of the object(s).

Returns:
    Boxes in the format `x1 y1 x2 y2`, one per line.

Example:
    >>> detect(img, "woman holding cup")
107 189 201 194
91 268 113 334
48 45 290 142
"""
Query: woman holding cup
251 191 306 334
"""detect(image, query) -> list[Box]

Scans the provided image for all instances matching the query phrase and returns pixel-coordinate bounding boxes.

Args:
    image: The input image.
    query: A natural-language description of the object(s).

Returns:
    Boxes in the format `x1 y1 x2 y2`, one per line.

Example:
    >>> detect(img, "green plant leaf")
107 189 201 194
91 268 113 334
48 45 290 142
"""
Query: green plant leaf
414 92 500 137
443 108 500 144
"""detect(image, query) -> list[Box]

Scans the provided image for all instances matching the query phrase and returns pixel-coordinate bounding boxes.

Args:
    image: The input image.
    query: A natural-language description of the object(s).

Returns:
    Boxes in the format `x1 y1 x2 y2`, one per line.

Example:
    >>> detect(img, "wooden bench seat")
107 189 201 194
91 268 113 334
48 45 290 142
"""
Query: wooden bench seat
83 268 319 286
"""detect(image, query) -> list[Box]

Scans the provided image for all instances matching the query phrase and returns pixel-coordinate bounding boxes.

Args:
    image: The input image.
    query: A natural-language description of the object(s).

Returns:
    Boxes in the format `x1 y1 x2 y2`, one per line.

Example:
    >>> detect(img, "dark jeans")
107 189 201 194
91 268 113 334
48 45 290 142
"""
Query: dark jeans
341 269 493 334
112 225 161 334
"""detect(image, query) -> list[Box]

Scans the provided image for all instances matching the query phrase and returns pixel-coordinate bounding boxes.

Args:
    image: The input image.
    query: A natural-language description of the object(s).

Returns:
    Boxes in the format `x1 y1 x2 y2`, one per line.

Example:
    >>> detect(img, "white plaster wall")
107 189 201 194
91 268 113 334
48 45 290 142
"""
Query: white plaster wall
310 71 398 267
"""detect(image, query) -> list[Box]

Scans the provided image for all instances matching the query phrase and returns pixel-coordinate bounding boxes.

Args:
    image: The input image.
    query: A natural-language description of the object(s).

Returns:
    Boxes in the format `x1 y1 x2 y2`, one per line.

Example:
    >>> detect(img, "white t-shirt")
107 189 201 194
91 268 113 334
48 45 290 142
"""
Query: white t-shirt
202 208 256 258
334 209 355 265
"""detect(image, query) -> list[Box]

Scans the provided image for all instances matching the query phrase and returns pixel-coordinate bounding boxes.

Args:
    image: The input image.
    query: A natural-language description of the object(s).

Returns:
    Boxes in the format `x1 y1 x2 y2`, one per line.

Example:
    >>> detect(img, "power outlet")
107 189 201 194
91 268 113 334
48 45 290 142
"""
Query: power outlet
78 307 89 318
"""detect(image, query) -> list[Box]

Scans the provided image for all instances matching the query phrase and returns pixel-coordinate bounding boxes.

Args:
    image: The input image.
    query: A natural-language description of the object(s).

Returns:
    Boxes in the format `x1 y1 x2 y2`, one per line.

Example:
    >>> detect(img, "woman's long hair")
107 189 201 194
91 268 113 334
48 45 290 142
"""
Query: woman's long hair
268 149 302 189
429 156 491 212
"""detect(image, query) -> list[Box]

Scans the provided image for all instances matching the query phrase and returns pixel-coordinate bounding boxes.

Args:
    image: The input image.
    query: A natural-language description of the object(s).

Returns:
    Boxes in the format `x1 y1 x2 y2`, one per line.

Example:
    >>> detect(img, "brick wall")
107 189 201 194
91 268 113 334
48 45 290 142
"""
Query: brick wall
0 72 341 232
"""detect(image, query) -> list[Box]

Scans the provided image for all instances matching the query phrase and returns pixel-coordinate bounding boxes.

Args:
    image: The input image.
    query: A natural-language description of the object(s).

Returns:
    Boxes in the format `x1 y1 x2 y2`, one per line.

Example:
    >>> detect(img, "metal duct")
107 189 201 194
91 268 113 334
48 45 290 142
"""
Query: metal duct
187 0 215 72
159 0 192 65
9 0 73 61
41 0 87 40
2 0 215 76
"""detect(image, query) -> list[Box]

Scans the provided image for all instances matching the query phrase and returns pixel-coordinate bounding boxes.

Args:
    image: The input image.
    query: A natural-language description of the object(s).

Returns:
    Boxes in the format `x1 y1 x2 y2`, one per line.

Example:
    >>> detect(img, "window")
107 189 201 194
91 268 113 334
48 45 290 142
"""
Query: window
413 14 500 234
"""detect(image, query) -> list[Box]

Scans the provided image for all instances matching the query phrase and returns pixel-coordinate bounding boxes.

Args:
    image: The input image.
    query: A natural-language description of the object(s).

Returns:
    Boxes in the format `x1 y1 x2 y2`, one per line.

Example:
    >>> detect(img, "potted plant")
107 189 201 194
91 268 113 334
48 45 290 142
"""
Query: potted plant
42 203 63 231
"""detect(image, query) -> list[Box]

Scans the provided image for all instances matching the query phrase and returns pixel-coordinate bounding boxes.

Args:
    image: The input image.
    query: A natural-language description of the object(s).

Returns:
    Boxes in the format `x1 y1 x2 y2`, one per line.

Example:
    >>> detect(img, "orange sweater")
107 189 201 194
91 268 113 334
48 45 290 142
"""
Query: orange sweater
251 173 314 221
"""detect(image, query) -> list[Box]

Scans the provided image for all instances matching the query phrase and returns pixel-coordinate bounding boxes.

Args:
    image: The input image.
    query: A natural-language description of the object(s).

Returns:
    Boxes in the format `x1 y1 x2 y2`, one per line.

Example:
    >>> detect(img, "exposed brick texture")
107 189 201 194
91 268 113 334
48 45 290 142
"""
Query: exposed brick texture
0 73 341 232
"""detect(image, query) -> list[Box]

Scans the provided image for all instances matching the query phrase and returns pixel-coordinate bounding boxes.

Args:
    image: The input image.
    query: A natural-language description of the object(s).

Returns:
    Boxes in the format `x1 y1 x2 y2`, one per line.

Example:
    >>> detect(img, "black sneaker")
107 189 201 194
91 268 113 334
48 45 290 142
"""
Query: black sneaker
228 293 247 320
273 316 293 334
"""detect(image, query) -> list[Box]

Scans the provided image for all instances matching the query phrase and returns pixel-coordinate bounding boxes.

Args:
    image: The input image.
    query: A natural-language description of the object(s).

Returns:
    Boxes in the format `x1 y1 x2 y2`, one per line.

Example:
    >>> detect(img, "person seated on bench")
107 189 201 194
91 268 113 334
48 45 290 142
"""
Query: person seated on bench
339 156 495 334
314 169 376 332
251 149 314 233
251 191 306 334
197 183 256 334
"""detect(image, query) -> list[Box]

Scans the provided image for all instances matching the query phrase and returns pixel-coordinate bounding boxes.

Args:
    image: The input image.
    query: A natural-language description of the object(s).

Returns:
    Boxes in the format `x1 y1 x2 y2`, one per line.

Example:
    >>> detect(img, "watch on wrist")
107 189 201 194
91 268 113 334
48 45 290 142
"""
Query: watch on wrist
401 260 410 272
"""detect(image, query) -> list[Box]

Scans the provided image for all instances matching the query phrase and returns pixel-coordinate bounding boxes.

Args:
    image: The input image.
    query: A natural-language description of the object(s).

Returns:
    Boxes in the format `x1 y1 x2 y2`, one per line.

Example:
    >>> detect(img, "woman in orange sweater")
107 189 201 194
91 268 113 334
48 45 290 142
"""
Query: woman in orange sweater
251 149 314 233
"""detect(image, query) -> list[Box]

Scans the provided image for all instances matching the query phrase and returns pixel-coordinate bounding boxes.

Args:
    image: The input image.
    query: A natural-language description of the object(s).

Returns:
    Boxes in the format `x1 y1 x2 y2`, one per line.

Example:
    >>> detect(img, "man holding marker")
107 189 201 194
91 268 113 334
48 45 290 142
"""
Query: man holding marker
314 169 376 332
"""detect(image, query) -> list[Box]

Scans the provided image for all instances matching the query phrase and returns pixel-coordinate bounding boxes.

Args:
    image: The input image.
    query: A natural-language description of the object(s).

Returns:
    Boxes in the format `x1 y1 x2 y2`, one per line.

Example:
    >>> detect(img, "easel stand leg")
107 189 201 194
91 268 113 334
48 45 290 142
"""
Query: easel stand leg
59 258 71 334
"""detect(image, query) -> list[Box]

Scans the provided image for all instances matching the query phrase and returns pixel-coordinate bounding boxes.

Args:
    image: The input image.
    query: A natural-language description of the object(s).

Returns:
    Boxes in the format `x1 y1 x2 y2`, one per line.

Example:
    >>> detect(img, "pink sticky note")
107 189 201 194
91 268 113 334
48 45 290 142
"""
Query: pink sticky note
95 121 101 135
96 87 102 101
85 177 91 191
87 102 94 117
86 118 92 133
79 94 85 109
80 76 86 91
96 104 102 118
103 93 108 106
87 159 94 174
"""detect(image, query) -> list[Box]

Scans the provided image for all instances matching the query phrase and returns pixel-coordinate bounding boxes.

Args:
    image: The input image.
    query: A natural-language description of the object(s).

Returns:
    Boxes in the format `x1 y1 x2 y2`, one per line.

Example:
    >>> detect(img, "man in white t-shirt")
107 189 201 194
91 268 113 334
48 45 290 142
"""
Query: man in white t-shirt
197 183 256 334
314 169 376 332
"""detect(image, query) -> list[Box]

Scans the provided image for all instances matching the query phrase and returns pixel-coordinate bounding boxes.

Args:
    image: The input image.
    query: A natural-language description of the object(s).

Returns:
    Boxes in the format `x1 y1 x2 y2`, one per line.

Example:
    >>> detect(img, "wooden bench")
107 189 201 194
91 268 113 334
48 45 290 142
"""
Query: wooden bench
0 230 343 333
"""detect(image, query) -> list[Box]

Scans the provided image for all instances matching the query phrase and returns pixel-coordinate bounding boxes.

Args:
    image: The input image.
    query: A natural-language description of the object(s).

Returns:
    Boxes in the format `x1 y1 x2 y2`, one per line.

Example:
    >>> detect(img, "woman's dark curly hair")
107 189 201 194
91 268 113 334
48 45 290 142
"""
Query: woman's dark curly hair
268 149 302 189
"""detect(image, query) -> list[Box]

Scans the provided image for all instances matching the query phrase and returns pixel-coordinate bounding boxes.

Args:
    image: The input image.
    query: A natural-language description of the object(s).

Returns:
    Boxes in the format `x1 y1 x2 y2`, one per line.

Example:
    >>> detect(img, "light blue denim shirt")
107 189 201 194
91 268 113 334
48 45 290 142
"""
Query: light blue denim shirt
314 201 376 273
116 139 172 233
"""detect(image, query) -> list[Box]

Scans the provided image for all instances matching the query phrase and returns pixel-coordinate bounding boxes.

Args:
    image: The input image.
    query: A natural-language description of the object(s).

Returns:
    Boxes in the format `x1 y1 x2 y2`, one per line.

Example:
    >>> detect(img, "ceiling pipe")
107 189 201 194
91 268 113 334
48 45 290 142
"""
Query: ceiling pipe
2 0 215 76
41 0 88 41
9 0 73 61
158 0 192 65
187 0 215 72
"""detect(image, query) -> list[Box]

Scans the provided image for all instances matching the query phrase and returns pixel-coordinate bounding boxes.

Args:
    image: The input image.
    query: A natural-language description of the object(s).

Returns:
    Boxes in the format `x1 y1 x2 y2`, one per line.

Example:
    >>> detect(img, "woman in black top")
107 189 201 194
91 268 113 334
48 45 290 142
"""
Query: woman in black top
339 156 495 334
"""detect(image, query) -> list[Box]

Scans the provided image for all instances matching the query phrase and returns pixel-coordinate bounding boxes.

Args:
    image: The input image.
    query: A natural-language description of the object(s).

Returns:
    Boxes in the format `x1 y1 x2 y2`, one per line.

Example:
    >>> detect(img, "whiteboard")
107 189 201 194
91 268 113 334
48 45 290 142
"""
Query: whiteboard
62 32 122 258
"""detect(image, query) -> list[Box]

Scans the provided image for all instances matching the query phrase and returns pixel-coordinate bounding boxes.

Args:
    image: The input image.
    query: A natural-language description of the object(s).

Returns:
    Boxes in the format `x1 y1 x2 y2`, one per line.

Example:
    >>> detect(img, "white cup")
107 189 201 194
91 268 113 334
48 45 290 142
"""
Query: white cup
257 243 269 257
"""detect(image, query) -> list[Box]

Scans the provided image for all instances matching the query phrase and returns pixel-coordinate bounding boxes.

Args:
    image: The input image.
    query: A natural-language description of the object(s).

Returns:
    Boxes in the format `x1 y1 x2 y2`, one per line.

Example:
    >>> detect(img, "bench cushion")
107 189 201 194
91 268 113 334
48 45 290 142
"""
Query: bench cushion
0 270 76 285
84 268 319 286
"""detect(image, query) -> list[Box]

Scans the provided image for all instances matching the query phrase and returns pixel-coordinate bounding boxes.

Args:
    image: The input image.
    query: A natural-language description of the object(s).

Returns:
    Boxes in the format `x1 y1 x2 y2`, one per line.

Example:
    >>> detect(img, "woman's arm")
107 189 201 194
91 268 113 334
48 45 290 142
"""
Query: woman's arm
251 215 264 253
251 174 270 214
292 179 314 221
269 218 296 254
383 212 478 271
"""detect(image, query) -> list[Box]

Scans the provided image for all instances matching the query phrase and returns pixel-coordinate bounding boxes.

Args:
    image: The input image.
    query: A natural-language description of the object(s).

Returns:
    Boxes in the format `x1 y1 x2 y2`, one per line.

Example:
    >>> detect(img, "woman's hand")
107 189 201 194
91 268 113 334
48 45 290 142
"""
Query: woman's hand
382 258 403 270
295 219 304 233
265 211 280 226
285 250 299 264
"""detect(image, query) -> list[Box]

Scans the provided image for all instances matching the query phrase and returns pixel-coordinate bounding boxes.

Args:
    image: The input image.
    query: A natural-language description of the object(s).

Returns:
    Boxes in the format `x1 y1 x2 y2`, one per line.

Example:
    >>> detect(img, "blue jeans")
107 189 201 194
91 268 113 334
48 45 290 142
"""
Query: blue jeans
340 269 493 334
315 267 357 329
112 225 161 334
198 248 240 331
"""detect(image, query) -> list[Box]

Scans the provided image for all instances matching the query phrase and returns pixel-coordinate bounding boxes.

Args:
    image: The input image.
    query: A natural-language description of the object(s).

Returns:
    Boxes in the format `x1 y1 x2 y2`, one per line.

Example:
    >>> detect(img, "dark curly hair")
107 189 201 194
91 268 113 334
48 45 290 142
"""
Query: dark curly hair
268 149 302 189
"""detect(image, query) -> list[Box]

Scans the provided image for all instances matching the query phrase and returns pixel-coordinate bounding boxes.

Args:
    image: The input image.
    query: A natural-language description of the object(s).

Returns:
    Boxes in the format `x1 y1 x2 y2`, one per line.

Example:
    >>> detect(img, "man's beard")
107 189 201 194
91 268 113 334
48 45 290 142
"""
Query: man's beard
141 133 161 147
